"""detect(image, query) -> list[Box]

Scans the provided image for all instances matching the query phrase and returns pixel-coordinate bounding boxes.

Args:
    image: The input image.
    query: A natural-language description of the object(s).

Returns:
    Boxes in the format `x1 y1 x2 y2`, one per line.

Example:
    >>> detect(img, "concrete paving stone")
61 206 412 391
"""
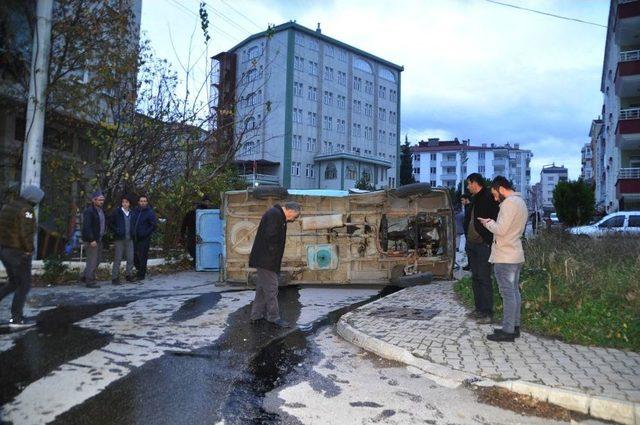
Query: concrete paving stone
589 396 636 425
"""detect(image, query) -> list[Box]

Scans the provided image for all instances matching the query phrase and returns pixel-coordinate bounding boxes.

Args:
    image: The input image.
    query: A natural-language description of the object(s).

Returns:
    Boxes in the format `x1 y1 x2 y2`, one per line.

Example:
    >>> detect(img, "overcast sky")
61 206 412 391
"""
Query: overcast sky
141 0 609 181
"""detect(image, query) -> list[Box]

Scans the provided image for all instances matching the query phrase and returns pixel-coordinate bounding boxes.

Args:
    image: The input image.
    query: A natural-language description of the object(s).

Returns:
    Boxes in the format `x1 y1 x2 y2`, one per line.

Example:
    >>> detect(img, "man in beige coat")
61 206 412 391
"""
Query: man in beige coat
478 176 528 342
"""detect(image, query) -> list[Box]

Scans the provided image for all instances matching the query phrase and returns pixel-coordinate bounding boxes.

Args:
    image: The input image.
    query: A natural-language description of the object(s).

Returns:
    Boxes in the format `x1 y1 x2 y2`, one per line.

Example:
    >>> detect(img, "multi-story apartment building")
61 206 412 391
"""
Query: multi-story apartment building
410 138 533 205
581 143 594 182
540 164 568 210
599 0 640 212
210 22 403 190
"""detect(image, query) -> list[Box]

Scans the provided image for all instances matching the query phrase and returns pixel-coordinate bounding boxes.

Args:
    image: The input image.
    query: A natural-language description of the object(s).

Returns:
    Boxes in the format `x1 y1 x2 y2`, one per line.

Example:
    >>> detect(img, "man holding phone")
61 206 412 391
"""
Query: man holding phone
478 176 528 342
464 173 499 324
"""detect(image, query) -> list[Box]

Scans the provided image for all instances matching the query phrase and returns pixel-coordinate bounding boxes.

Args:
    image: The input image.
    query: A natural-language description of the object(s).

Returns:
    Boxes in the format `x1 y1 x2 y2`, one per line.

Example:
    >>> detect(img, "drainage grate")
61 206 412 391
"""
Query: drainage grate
366 306 441 321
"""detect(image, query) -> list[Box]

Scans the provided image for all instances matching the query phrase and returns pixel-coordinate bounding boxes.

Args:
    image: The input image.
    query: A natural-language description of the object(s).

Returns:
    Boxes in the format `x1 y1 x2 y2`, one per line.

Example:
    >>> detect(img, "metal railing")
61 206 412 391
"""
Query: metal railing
620 49 640 62
241 173 279 183
618 167 640 179
619 108 640 120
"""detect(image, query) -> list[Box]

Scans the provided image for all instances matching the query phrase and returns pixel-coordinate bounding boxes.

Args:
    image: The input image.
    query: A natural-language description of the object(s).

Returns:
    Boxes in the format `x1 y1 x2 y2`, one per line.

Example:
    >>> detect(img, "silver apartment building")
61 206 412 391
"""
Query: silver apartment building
210 22 403 190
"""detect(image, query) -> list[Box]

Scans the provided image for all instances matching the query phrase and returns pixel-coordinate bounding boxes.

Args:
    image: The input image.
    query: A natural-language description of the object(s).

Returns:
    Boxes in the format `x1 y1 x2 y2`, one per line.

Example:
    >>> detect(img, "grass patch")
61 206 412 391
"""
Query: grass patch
454 230 640 351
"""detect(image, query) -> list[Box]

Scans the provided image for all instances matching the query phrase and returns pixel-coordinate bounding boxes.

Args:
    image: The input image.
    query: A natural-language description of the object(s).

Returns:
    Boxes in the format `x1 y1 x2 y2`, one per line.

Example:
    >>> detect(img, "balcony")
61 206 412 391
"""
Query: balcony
440 160 457 167
616 1 640 45
615 50 640 96
616 168 640 199
615 108 640 149
241 173 280 186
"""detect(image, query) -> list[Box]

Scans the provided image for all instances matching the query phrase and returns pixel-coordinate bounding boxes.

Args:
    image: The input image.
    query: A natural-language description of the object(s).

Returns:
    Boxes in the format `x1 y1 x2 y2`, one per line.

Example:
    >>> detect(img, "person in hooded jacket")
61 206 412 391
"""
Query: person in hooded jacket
0 185 44 328
131 195 157 281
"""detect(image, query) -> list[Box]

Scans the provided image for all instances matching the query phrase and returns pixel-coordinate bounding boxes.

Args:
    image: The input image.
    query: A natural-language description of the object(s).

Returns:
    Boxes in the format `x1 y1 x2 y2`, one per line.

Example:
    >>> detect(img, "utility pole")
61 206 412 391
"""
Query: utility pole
21 0 54 257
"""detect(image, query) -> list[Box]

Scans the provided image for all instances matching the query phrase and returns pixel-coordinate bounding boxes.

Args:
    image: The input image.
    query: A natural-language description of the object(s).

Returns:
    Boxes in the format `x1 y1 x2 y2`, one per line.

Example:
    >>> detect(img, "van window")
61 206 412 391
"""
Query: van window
628 215 640 228
599 216 624 228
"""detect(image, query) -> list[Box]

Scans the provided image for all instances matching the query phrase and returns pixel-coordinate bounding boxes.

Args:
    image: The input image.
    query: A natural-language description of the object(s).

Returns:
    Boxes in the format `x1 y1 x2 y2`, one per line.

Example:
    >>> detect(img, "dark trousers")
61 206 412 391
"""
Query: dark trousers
250 268 280 322
82 241 102 283
466 242 493 316
186 237 196 265
134 237 151 279
0 247 32 319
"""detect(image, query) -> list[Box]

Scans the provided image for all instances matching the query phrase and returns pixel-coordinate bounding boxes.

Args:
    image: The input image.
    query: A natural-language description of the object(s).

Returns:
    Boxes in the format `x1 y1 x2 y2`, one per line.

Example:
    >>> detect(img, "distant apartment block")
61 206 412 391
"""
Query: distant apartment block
410 138 533 206
581 143 594 182
540 164 568 210
598 0 640 211
210 22 403 190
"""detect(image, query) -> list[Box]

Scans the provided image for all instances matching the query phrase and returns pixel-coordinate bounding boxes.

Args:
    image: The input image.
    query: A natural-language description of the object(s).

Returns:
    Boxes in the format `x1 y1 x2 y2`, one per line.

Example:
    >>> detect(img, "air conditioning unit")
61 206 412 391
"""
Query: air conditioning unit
306 244 339 270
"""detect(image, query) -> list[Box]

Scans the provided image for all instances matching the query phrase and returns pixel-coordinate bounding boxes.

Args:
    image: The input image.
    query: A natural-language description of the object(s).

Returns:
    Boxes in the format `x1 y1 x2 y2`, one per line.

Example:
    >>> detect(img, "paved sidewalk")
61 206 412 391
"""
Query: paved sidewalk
337 281 640 425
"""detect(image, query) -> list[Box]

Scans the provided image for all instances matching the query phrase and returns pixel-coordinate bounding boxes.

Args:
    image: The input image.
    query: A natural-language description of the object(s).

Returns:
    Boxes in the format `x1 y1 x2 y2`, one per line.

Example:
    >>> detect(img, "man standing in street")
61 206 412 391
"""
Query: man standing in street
132 195 157 281
478 176 529 342
0 185 44 327
81 191 106 288
249 201 301 328
109 195 135 285
464 173 499 324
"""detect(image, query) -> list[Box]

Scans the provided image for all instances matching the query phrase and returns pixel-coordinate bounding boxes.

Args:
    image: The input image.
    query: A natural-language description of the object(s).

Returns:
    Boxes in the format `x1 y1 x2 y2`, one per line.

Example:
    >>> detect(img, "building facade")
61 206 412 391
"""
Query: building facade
581 143 594 182
210 22 403 190
540 164 568 210
410 138 533 206
598 0 640 212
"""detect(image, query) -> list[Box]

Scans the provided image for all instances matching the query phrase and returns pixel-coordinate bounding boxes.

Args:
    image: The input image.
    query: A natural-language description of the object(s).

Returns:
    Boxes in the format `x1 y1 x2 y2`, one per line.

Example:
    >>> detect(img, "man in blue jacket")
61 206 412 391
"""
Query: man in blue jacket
132 195 157 281
81 191 106 288
108 195 135 285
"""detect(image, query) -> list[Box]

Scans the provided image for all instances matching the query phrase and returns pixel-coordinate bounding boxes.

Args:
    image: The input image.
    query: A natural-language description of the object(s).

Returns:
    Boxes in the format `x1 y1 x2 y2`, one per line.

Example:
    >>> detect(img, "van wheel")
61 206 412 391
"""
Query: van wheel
252 186 288 200
394 183 432 198
390 272 433 288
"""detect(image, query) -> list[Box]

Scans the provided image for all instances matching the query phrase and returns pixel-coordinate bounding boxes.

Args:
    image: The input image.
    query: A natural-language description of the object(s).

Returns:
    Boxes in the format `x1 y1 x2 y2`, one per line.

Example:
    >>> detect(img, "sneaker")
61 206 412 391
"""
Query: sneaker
85 282 100 288
487 331 515 342
494 326 520 338
465 310 483 319
475 314 494 325
111 279 121 285
268 318 291 328
9 316 36 329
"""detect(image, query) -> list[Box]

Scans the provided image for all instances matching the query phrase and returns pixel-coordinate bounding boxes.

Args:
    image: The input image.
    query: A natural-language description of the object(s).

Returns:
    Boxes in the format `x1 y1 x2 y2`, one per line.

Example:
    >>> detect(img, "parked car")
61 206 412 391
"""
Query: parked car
222 183 455 287
567 211 640 237
549 212 559 224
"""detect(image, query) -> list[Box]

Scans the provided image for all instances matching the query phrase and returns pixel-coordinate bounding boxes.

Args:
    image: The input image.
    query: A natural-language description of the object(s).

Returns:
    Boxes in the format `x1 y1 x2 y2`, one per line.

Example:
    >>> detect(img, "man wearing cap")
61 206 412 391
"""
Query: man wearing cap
81 191 106 288
0 185 44 328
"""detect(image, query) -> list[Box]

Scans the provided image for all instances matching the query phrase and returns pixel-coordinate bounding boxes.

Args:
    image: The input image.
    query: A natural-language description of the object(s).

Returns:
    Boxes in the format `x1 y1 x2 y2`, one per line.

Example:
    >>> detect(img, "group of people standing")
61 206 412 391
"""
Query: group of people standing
80 191 157 288
458 173 529 343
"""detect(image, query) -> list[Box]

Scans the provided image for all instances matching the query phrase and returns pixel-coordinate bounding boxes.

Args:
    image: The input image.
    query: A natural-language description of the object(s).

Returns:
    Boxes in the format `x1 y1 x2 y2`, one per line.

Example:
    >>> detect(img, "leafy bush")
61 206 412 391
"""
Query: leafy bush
552 180 595 226
42 256 69 284
455 230 640 350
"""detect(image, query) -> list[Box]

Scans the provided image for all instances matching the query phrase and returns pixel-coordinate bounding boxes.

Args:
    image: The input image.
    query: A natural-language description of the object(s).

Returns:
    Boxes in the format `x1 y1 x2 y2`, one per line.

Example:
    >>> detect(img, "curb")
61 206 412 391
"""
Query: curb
337 312 639 425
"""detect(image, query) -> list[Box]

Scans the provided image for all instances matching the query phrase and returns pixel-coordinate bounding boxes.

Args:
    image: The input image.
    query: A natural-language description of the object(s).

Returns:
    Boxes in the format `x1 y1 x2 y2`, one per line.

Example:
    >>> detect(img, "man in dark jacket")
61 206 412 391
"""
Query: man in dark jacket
249 202 301 328
132 195 157 281
81 191 106 288
464 173 500 323
108 196 135 285
0 185 44 328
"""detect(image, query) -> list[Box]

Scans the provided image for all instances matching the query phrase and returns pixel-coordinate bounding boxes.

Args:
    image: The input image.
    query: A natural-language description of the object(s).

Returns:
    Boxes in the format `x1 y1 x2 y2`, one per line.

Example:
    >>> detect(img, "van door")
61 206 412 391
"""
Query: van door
196 209 224 271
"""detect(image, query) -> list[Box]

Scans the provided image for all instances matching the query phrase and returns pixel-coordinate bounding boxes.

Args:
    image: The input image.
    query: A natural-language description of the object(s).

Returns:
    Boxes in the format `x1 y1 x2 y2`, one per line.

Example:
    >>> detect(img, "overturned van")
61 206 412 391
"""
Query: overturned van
222 183 455 287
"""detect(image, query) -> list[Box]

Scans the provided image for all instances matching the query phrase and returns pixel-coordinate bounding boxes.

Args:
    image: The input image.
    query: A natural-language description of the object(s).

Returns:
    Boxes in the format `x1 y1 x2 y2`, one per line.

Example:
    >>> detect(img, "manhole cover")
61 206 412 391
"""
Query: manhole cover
366 306 441 321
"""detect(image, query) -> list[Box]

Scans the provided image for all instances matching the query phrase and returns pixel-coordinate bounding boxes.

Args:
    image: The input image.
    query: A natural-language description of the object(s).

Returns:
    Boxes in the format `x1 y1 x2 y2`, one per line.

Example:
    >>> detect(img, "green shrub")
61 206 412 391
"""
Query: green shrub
455 230 640 350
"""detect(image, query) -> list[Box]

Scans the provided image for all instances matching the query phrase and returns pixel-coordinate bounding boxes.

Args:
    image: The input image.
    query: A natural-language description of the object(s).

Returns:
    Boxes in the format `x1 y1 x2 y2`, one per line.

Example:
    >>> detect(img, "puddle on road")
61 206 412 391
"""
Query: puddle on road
0 301 129 406
49 286 397 425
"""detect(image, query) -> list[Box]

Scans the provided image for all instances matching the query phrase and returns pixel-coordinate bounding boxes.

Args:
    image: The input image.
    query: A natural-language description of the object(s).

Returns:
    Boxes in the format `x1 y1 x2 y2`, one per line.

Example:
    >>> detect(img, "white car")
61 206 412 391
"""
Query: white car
568 211 640 237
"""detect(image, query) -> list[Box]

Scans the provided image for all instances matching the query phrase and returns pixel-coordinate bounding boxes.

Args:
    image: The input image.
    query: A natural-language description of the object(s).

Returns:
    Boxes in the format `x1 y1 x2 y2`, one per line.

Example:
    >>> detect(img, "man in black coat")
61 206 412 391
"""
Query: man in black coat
132 195 157 281
81 191 106 288
108 196 135 285
249 201 301 328
464 173 500 323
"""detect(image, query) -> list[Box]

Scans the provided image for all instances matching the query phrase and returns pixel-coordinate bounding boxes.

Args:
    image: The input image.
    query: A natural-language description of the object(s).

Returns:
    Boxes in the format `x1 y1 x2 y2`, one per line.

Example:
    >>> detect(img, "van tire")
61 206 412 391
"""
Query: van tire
394 183 431 198
390 272 433 288
252 186 288 200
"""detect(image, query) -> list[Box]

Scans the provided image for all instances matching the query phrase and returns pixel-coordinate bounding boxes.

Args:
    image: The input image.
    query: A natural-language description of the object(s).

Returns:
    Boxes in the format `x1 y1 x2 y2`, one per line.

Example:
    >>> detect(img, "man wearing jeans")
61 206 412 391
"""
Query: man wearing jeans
478 176 528 343
248 202 301 328
81 191 106 288
464 173 499 324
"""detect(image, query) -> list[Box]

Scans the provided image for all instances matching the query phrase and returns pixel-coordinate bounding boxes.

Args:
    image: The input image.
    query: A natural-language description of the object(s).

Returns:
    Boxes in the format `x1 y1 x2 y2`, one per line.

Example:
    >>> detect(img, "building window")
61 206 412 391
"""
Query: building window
305 163 315 178
388 132 395 144
337 71 346 85
294 56 304 71
307 112 317 126
247 46 261 61
308 39 319 51
306 137 316 152
430 180 436 187
324 66 334 81
325 45 334 57
353 100 362 113
292 135 302 150
294 82 303 97
308 61 319 75
478 152 485 160
307 86 317 101
364 126 373 140
325 162 337 180
295 33 304 45
364 80 373 94
352 123 362 137
379 86 386 99
353 76 362 91
292 161 301 176
338 49 347 62
413 168 420 174
337 119 346 133
430 167 436 174
379 107 386 121
346 164 357 180
323 91 333 106
479 165 485 173
414 154 420 161
244 68 258 83
364 103 373 117
337 95 346 109
293 108 303 123
389 111 396 122
430 154 436 161
323 115 333 131
243 141 255 156
389 89 397 102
